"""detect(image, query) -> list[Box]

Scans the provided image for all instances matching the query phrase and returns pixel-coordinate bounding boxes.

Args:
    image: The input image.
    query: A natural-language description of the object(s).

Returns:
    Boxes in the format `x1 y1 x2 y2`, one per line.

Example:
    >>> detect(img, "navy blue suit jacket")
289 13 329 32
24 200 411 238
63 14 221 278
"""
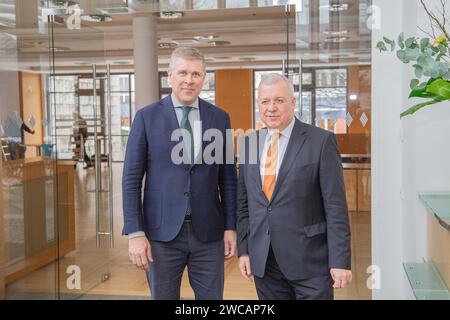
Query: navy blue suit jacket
122 96 237 242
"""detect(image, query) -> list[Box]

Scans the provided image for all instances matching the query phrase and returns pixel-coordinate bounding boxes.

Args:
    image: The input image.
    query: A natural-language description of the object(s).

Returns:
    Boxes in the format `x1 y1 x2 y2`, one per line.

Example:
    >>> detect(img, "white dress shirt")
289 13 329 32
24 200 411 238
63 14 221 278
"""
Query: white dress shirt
259 117 296 186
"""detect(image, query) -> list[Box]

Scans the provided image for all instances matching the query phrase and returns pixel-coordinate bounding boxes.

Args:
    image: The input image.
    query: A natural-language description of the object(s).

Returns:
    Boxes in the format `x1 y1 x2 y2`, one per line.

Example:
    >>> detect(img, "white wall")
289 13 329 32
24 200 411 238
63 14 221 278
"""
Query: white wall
372 0 450 299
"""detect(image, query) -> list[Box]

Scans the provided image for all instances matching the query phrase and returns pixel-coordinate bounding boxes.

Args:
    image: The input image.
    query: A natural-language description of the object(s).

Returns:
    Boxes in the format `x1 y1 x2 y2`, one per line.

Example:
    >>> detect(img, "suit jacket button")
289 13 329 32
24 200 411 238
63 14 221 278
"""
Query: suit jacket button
184 192 189 197
268 207 272 212
266 229 270 235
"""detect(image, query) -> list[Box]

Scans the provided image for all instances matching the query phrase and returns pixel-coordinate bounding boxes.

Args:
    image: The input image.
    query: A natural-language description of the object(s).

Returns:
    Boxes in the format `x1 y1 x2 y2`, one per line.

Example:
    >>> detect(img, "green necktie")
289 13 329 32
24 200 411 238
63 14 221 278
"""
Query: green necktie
180 106 194 218
180 106 194 165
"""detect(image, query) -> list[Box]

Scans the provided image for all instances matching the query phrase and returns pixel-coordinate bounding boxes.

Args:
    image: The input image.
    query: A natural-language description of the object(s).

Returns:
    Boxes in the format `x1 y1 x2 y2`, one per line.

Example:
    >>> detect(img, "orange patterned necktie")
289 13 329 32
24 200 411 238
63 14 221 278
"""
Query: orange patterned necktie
263 133 279 200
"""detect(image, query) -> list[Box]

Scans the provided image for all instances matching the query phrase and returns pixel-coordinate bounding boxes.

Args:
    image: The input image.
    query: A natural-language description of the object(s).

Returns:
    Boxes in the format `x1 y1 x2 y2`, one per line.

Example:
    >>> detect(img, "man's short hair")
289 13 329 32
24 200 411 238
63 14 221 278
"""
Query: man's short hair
258 73 295 98
169 47 206 71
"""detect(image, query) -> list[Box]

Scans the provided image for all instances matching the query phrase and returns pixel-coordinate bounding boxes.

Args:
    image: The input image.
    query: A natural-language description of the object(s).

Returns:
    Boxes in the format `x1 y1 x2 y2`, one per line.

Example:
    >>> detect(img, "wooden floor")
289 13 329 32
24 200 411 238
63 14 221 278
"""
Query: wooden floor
6 163 371 300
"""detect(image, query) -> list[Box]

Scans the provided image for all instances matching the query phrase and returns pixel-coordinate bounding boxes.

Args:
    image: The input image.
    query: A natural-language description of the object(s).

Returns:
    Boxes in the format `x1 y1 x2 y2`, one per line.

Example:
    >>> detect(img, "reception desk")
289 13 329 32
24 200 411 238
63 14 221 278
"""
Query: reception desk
1 158 75 284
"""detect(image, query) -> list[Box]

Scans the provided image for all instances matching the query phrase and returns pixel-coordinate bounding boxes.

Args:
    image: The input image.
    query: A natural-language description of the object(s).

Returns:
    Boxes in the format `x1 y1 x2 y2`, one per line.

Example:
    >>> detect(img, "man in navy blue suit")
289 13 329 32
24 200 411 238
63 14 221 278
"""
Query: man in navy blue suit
122 47 237 300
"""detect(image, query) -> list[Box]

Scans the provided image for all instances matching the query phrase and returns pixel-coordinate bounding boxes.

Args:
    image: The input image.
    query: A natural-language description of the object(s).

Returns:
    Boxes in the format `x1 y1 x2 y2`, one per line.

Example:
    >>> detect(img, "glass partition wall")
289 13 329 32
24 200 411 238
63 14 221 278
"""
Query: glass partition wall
1 0 372 300
0 0 294 299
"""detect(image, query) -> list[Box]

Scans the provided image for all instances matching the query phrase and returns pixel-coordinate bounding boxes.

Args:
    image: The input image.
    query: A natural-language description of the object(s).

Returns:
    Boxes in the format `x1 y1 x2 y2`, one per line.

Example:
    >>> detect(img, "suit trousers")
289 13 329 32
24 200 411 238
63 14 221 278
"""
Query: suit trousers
146 221 224 300
254 245 334 300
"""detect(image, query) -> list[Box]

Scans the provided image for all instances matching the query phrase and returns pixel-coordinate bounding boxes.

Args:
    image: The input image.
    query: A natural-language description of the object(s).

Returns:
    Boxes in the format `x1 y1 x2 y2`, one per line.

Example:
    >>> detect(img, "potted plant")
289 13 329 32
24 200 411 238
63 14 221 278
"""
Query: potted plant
376 0 450 117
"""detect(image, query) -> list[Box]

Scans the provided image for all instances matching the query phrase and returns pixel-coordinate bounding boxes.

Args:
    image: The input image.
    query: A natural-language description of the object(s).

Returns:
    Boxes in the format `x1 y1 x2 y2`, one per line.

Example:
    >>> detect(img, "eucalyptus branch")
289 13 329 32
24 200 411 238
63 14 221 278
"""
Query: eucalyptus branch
418 25 435 39
420 0 450 40
441 0 446 27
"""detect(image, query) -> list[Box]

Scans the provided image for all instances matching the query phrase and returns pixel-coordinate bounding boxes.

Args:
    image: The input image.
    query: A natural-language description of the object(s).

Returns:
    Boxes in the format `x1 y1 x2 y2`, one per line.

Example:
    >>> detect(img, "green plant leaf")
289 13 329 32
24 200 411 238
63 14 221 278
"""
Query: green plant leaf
397 50 411 63
420 38 430 51
444 71 450 80
398 33 405 49
414 64 424 78
409 85 438 98
376 41 388 52
405 37 417 49
383 37 393 44
400 99 445 118
426 78 450 99
410 79 420 89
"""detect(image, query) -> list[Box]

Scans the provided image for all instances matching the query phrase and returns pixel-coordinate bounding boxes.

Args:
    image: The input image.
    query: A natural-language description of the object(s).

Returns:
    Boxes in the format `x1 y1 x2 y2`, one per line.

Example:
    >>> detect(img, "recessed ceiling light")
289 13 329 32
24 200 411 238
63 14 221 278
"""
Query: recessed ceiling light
49 46 70 52
329 3 349 12
324 36 349 43
208 41 230 47
323 30 348 36
158 42 177 49
320 3 349 12
75 62 92 66
153 11 184 19
194 35 217 41
240 57 256 61
171 38 199 45
80 14 112 22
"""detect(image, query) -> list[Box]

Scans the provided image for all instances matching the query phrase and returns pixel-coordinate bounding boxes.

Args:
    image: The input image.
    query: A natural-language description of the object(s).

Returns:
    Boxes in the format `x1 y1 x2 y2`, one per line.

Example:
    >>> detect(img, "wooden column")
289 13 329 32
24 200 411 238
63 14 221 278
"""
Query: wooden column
215 69 253 132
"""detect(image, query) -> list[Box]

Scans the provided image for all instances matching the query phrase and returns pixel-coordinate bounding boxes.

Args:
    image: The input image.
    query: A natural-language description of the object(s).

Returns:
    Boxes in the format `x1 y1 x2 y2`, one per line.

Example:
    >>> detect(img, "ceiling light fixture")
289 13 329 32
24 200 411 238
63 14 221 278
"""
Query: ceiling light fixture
153 11 184 19
158 42 177 49
323 30 349 36
329 3 349 12
324 36 349 43
80 14 112 22
171 38 199 45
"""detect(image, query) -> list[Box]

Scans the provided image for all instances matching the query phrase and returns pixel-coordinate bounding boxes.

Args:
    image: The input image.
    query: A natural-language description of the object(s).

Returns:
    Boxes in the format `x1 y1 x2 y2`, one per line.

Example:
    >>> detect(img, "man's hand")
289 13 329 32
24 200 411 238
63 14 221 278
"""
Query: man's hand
238 255 253 281
224 230 237 260
330 268 352 288
128 236 153 271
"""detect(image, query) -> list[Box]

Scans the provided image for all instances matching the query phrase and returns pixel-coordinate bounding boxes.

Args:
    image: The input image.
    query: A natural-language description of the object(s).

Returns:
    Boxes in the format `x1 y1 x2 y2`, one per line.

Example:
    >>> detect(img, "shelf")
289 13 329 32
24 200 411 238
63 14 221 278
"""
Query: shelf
419 193 450 231
403 263 450 300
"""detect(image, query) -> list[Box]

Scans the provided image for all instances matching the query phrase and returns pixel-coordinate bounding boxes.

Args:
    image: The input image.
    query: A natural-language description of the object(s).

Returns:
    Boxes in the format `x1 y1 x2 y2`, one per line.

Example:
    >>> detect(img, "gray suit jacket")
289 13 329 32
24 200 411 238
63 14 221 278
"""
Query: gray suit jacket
237 118 351 280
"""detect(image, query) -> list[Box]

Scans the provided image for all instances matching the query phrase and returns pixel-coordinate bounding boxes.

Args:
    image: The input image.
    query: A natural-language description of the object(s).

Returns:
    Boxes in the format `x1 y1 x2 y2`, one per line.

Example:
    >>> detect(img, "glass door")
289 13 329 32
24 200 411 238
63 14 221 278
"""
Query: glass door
0 0 60 299
47 12 114 299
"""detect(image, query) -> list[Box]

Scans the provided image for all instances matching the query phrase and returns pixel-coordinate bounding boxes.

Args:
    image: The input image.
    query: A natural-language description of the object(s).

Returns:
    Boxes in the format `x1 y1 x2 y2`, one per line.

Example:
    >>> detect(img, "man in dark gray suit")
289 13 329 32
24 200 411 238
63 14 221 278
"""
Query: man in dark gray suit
236 73 352 300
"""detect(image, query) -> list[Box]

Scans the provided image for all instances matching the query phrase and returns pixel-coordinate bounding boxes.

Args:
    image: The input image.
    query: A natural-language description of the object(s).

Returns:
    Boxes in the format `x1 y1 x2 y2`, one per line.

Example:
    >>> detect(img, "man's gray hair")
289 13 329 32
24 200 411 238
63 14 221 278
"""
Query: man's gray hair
169 47 206 71
258 73 295 98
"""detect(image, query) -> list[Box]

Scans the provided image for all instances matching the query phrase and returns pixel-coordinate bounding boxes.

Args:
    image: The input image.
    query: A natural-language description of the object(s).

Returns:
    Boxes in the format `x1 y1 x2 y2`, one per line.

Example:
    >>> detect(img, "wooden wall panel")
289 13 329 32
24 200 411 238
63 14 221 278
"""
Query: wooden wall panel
19 72 43 158
215 69 253 132
348 65 371 134
427 213 450 289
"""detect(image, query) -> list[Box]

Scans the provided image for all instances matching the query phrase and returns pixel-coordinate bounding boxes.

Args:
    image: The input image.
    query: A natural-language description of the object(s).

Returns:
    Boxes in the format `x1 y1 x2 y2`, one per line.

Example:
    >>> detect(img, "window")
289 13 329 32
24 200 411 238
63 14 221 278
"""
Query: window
46 73 134 162
301 67 348 133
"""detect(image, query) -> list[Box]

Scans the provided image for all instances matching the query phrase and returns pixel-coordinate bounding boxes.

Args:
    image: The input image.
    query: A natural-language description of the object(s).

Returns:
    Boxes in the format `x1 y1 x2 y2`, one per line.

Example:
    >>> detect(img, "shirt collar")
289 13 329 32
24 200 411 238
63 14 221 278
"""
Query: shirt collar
171 93 199 110
267 116 296 139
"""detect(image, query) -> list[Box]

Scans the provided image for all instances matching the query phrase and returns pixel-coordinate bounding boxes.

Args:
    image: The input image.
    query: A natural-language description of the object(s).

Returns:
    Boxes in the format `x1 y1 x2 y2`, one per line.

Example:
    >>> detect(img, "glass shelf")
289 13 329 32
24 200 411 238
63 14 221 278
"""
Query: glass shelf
419 193 450 231
403 263 450 300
